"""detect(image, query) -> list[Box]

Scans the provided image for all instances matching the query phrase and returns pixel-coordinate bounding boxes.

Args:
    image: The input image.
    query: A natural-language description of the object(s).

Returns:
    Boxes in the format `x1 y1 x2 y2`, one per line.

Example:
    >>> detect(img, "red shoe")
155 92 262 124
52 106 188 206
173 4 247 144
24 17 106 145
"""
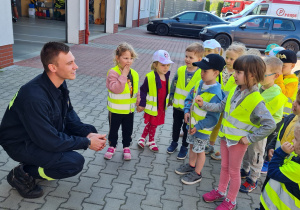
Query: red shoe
146 141 159 152
137 138 146 148
203 189 225 202
216 198 236 210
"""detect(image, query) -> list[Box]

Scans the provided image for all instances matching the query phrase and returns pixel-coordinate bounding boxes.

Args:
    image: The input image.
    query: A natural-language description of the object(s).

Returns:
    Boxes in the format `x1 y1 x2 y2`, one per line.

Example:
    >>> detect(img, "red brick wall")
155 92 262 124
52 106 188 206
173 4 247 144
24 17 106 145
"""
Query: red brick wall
113 24 118 33
132 17 149 27
0 45 13 68
79 30 85 44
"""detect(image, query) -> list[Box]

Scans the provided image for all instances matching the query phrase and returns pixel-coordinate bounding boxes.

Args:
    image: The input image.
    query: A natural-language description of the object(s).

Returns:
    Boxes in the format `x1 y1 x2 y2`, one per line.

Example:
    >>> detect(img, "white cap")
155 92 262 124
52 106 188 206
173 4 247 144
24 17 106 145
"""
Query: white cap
203 39 221 49
268 47 285 57
152 50 174 64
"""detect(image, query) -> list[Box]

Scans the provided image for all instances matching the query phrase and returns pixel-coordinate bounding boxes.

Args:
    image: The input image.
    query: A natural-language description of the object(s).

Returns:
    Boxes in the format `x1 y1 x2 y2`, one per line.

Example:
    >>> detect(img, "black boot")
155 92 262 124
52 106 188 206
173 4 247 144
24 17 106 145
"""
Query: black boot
7 164 44 198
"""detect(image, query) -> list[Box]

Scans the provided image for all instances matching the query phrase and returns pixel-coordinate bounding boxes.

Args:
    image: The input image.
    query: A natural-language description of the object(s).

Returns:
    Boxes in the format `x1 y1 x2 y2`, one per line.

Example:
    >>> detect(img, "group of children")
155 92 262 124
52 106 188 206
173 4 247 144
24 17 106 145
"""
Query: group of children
105 40 299 210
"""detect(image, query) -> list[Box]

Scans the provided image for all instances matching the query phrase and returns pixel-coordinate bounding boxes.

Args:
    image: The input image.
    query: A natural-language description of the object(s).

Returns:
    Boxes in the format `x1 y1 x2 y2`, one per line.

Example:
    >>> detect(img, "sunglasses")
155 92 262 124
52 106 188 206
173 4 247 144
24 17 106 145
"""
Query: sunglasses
264 73 276 77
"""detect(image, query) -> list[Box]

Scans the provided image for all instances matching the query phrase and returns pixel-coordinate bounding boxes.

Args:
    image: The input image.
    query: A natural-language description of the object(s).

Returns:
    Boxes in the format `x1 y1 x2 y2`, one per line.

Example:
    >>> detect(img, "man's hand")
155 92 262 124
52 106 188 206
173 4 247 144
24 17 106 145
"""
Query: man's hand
121 64 130 77
268 149 274 161
137 106 145 113
189 127 197 135
184 113 190 124
239 136 249 145
195 95 203 107
281 142 294 154
88 134 107 151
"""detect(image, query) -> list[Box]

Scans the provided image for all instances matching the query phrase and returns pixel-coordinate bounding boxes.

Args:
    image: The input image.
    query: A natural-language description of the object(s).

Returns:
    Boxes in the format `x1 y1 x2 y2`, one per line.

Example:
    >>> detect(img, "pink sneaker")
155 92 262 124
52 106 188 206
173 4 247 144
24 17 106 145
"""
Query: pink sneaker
203 189 225 202
123 147 131 160
216 198 236 210
104 147 116 160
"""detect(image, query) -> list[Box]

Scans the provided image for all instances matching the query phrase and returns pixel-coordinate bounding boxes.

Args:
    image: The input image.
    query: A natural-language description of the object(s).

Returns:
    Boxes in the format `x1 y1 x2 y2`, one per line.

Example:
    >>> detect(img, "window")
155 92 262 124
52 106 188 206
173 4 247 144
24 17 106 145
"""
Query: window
178 12 196 21
250 4 269 15
196 13 212 21
224 2 231 7
234 2 241 8
245 18 271 29
273 19 295 31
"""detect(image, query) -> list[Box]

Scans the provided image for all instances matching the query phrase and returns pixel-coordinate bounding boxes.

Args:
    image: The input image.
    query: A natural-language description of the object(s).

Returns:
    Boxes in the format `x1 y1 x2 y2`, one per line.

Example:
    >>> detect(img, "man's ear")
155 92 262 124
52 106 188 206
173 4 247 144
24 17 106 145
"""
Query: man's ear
48 63 57 73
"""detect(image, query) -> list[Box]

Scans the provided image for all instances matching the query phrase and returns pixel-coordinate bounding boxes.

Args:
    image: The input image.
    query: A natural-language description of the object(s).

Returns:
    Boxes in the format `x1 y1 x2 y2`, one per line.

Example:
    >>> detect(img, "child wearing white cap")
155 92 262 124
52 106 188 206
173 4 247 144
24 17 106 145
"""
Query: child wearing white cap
203 39 223 57
136 50 173 152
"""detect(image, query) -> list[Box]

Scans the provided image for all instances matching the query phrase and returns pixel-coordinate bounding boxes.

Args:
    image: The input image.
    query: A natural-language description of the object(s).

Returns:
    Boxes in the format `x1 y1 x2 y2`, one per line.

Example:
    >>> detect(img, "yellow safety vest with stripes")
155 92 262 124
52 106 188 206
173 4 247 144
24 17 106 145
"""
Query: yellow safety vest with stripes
220 74 237 96
218 87 264 141
190 82 216 135
261 85 287 123
107 66 139 114
260 154 300 210
144 71 170 116
173 66 202 109
283 77 298 115
274 121 297 157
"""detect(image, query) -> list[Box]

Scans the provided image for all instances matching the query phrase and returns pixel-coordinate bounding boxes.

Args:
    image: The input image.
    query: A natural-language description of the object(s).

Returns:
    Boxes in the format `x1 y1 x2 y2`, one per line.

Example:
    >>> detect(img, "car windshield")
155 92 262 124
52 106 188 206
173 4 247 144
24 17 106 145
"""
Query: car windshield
229 16 252 26
239 0 263 15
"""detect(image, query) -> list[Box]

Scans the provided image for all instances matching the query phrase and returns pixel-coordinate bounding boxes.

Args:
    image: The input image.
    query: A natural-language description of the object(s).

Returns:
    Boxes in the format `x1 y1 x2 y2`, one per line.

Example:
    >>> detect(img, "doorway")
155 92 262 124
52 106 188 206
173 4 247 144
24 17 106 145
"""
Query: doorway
89 0 106 38
119 0 126 27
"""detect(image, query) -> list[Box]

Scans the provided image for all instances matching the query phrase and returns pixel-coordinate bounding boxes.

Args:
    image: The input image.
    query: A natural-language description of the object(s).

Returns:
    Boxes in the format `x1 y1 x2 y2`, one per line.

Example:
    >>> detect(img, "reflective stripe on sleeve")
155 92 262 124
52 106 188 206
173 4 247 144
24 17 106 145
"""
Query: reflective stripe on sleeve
38 167 55 181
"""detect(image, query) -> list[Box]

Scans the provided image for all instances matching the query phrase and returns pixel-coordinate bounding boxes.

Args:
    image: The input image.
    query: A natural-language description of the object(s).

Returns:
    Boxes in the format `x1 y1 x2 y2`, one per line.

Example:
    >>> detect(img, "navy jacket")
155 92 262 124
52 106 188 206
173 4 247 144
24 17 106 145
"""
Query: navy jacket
0 72 96 152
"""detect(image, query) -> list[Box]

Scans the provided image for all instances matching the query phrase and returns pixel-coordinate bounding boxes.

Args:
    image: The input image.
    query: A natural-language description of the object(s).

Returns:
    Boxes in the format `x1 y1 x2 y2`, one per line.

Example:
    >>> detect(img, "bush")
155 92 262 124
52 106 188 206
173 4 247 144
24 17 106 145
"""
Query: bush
216 1 223 16
205 0 210 11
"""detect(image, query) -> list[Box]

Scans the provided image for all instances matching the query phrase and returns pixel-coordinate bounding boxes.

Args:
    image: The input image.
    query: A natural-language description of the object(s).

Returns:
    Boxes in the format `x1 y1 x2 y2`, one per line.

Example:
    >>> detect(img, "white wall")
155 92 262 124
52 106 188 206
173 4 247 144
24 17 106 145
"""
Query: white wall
132 0 159 21
126 0 134 27
106 0 115 33
0 1 14 46
67 0 86 44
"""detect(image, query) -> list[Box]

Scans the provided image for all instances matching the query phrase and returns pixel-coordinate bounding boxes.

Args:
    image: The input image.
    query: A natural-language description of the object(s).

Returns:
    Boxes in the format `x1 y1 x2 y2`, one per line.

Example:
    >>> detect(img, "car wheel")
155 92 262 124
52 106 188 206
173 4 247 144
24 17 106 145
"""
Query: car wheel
215 34 230 49
156 24 169 36
282 41 300 53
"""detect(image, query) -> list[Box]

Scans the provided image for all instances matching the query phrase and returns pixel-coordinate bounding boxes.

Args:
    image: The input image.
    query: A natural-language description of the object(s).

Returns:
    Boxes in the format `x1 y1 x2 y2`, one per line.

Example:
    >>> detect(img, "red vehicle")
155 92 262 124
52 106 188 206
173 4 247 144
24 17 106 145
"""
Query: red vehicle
221 0 254 17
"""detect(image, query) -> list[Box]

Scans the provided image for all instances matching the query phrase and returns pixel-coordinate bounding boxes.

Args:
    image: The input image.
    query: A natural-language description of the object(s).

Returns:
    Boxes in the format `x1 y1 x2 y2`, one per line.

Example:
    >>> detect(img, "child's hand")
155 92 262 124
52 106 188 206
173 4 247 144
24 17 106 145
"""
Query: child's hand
184 113 190 124
195 95 203 107
137 106 145 113
239 136 249 145
189 127 197 135
121 64 130 76
268 149 274 161
281 142 294 154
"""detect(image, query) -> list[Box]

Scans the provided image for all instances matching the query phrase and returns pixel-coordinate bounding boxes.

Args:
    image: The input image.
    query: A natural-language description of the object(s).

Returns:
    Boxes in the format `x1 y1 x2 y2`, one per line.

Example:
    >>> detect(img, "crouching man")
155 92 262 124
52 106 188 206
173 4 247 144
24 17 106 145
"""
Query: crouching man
0 42 106 198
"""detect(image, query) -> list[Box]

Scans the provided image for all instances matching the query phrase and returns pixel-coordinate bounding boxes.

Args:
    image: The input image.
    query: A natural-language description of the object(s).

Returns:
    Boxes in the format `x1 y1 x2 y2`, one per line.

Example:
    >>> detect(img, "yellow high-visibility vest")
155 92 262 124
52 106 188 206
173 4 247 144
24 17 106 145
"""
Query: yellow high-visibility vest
221 74 237 96
190 82 216 135
107 66 139 114
144 71 170 116
218 87 264 141
283 77 298 115
173 66 202 109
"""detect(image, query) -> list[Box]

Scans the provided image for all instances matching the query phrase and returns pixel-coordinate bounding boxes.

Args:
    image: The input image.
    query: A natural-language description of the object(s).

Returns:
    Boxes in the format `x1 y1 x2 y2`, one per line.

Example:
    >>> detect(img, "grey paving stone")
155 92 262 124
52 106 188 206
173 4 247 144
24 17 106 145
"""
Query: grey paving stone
101 161 122 175
40 196 67 210
103 197 125 210
181 183 199 197
166 159 183 173
142 189 164 208
179 194 200 210
106 183 130 200
141 205 162 210
0 179 12 197
60 191 89 210
149 163 167 177
0 190 23 209
0 159 18 172
94 173 116 189
19 201 42 210
121 193 145 210
161 184 182 202
82 202 104 210
152 153 168 165
38 180 59 188
164 171 182 187
89 154 107 166
119 158 139 171
73 176 98 193
137 155 154 168
49 181 77 198
146 175 166 191
126 178 149 196
84 187 111 206
161 199 181 210
81 164 103 179
22 186 56 204
113 169 134 185
132 166 152 180
235 197 254 210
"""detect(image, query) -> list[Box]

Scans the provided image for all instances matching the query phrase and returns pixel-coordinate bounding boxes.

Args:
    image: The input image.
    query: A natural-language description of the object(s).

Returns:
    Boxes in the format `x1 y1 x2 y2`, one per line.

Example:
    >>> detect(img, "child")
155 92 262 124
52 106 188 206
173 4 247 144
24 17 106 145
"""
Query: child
174 54 225 185
167 42 204 159
197 55 276 209
137 50 173 152
105 42 139 160
264 43 279 56
205 43 246 161
259 122 300 210
240 57 287 193
268 46 285 57
203 39 223 57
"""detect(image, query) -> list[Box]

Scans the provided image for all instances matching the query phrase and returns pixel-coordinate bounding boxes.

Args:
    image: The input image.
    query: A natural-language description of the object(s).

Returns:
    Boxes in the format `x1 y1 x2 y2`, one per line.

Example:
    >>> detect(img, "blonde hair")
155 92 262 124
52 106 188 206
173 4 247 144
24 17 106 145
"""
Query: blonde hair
186 42 204 58
113 42 138 65
264 57 283 73
246 48 261 56
151 61 158 71
226 42 246 57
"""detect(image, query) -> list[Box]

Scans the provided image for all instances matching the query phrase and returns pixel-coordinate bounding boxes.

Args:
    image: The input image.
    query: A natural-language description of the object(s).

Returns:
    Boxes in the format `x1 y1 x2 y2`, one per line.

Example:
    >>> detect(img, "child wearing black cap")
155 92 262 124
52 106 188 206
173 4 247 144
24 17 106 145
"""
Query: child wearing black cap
174 54 225 185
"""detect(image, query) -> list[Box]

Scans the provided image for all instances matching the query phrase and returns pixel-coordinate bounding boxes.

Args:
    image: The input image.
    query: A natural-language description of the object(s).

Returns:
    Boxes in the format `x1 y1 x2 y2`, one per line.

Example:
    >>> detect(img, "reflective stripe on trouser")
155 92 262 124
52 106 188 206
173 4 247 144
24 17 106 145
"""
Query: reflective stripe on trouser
242 138 267 182
261 179 300 210
38 167 55 180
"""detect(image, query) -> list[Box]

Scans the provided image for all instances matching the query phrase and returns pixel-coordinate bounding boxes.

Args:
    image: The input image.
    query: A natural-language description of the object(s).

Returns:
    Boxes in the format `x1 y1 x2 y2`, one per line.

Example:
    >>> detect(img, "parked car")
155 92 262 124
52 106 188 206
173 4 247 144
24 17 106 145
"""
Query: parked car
147 11 229 37
199 15 300 52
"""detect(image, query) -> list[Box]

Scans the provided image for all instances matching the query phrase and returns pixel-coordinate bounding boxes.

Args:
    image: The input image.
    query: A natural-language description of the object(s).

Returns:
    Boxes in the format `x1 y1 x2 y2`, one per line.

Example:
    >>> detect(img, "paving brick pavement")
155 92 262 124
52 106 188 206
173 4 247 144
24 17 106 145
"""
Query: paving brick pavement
0 26 265 210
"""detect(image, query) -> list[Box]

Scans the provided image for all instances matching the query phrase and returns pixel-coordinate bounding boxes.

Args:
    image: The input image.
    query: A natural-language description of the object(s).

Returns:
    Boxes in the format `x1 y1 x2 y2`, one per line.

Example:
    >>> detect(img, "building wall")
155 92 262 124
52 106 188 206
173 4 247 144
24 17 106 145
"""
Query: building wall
161 0 205 17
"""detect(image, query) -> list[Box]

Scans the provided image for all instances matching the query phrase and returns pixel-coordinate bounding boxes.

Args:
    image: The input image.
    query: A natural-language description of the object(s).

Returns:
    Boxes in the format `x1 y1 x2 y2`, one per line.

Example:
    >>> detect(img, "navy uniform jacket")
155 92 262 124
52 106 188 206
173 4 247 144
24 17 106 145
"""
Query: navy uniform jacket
0 71 96 152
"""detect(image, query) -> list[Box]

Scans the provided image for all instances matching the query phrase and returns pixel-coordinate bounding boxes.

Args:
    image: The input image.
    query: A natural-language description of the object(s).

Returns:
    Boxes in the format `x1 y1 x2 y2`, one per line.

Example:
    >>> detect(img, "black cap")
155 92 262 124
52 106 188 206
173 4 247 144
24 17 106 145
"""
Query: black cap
276 49 297 63
193 54 226 72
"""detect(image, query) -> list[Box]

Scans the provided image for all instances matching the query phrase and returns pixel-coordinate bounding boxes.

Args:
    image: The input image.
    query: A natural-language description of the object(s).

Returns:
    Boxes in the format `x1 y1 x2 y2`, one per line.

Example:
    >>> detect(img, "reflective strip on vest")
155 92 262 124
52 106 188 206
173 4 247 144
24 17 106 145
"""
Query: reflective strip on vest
109 92 131 100
222 75 236 96
283 98 293 115
283 78 298 115
275 123 285 149
261 179 300 210
38 167 55 180
107 101 136 111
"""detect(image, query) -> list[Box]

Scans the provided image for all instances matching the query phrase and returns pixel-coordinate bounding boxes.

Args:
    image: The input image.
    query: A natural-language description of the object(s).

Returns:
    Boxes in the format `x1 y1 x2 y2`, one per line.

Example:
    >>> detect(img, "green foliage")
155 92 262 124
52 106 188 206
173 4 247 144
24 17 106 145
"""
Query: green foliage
210 0 223 16
205 0 210 11
216 1 223 16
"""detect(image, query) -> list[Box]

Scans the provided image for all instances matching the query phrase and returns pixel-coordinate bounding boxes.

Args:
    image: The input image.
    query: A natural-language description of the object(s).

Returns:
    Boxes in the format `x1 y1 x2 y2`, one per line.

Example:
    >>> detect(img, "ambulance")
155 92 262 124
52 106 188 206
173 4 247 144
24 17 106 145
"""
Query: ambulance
224 0 300 22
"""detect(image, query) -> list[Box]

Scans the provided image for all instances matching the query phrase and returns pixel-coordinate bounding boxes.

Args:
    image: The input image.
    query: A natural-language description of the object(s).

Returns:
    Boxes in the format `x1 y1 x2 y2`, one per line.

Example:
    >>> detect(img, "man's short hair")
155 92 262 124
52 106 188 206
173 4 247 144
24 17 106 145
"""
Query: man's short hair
264 57 283 73
186 42 204 58
40 42 70 72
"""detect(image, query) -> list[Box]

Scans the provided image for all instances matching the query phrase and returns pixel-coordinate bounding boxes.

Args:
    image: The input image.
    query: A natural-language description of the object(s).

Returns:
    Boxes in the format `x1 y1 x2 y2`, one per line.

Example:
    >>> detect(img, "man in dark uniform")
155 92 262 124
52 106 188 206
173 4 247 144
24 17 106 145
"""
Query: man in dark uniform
0 42 106 198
